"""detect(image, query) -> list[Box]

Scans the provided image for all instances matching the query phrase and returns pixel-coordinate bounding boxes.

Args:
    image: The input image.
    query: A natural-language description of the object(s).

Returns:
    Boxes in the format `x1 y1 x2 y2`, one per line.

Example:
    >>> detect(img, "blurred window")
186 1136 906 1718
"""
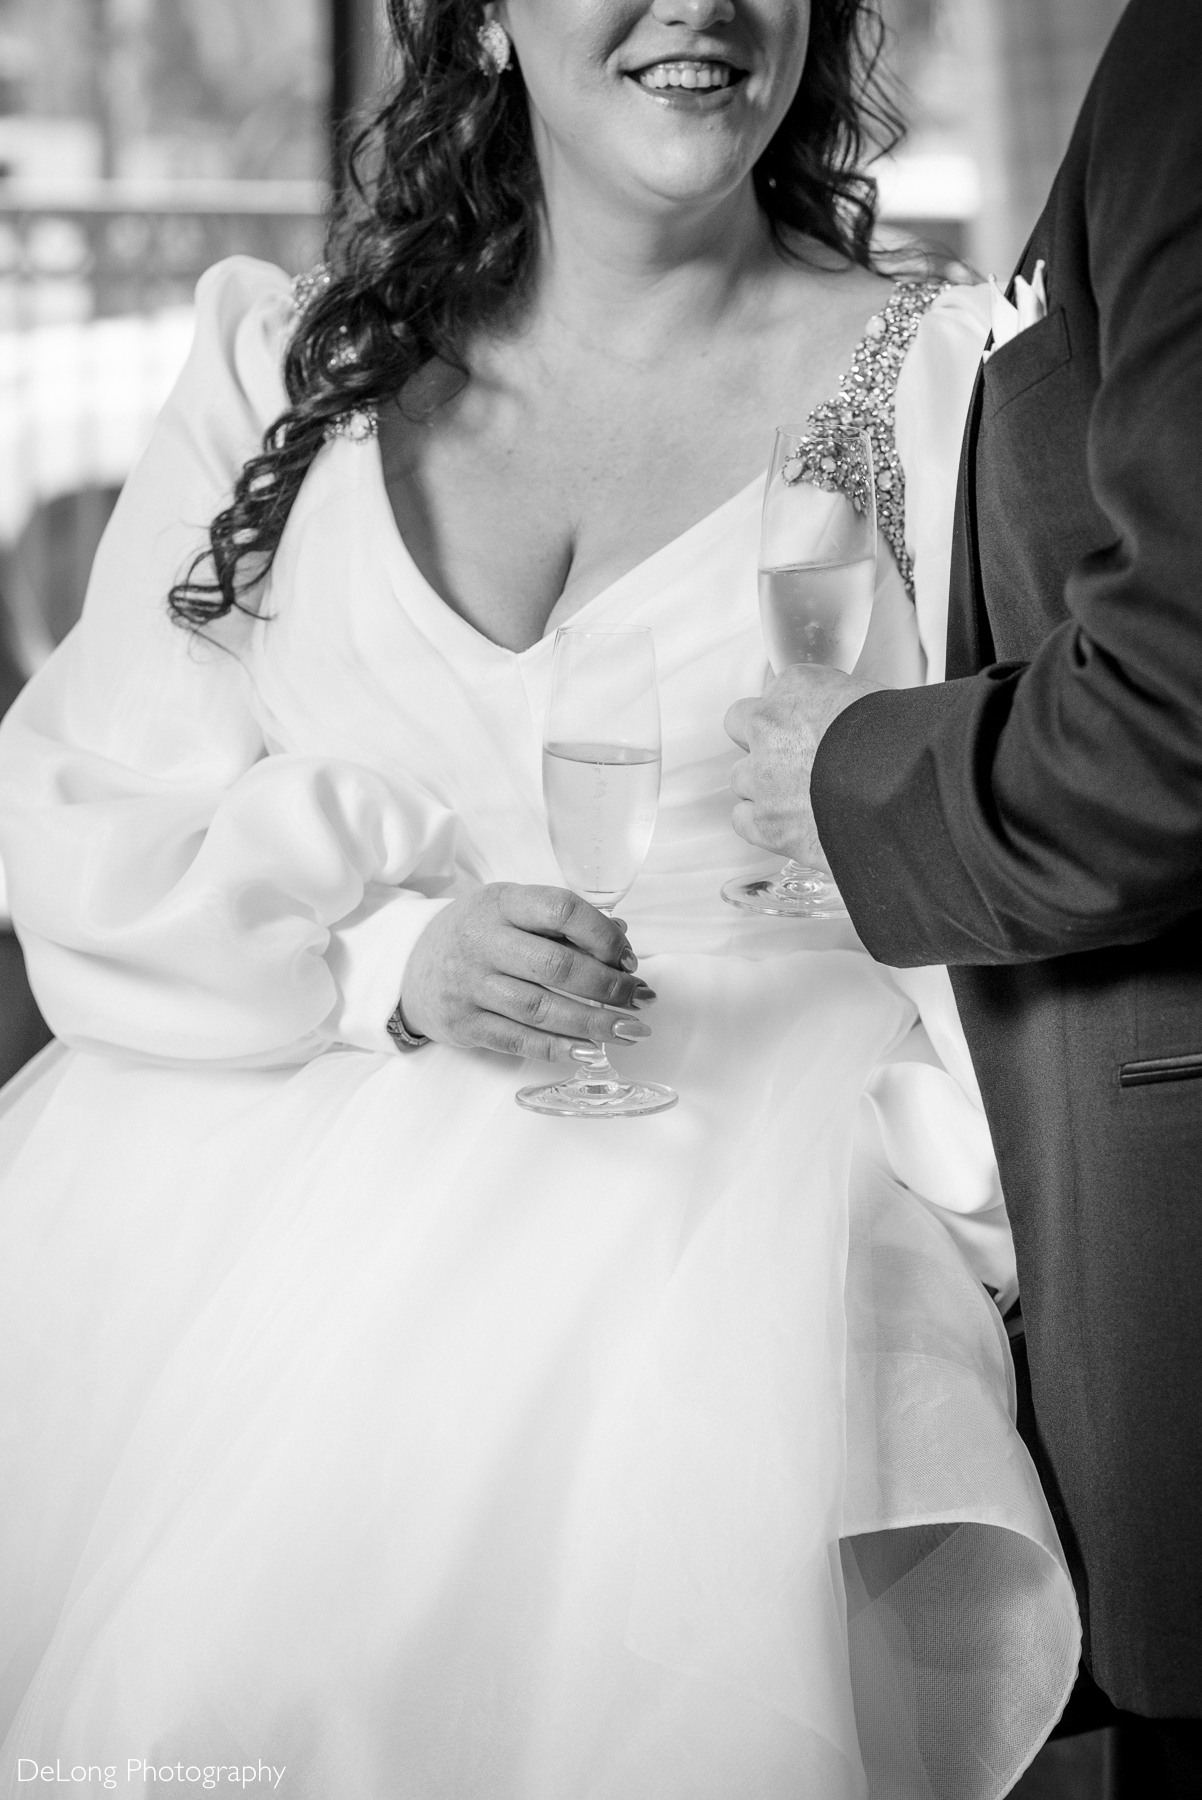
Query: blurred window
0 0 329 678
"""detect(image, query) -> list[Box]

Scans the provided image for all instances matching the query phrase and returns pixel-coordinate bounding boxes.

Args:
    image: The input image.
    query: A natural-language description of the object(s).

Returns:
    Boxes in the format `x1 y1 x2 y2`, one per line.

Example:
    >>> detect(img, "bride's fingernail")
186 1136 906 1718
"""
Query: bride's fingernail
612 1019 651 1041
620 949 638 972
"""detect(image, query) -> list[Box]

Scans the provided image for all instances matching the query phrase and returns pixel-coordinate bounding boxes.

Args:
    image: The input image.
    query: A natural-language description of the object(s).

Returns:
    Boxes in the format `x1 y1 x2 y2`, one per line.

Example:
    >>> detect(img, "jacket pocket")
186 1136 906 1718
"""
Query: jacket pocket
982 308 1071 421
1119 1052 1202 1088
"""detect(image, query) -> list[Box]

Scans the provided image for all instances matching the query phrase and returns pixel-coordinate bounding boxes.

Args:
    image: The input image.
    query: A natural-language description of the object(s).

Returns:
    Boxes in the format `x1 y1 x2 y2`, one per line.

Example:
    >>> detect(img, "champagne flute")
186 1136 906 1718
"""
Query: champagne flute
516 625 677 1119
722 426 877 917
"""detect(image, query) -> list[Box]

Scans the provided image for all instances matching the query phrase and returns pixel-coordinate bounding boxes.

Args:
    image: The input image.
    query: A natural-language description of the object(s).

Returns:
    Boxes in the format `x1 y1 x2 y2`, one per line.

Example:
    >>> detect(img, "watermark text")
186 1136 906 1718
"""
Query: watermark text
17 1763 286 1792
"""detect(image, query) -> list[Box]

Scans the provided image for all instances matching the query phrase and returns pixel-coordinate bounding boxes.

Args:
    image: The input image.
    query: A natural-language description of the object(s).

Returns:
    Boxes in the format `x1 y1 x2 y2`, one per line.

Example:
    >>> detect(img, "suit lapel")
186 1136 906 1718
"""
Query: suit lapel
946 227 1046 679
946 363 995 678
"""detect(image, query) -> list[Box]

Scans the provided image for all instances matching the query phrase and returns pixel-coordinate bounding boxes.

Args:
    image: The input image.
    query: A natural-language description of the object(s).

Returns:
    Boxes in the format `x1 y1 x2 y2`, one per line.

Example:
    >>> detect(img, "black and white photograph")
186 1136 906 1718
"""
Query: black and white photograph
0 1 1197 1795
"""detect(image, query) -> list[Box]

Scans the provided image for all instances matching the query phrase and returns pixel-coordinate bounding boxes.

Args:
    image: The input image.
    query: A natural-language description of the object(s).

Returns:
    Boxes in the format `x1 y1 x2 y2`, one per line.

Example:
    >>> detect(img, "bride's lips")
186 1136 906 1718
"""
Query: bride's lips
626 58 748 110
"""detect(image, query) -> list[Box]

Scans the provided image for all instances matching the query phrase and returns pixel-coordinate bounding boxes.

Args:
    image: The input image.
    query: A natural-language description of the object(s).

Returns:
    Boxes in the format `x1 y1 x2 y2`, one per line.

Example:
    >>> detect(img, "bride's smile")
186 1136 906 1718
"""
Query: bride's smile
501 0 809 210
630 58 744 98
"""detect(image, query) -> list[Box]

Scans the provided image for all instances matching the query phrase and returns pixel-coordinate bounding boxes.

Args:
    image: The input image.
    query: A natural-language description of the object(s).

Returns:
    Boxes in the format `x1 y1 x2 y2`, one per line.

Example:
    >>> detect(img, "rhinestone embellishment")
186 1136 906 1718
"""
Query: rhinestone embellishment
781 437 873 517
796 278 949 601
291 265 379 445
327 409 379 444
290 264 332 315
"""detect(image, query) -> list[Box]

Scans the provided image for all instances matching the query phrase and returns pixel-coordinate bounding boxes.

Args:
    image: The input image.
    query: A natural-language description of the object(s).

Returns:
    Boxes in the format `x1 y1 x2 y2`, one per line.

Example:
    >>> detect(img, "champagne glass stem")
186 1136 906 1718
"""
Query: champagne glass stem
566 1042 622 1094
554 911 630 1097
514 907 676 1118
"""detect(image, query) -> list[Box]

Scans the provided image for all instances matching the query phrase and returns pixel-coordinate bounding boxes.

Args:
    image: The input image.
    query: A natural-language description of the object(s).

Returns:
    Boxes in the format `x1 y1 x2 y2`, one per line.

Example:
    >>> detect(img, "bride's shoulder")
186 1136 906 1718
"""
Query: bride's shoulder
911 279 992 360
892 278 991 420
181 255 295 437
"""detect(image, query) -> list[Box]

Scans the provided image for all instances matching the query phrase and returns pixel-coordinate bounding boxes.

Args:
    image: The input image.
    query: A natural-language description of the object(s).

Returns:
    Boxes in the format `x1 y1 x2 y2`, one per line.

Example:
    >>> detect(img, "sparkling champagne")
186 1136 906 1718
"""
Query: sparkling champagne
759 555 876 674
543 741 662 910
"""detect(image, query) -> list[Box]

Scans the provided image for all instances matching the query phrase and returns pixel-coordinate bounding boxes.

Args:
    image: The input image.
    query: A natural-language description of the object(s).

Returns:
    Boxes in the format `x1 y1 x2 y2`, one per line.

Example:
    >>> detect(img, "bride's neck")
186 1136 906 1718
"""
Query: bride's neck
524 165 779 361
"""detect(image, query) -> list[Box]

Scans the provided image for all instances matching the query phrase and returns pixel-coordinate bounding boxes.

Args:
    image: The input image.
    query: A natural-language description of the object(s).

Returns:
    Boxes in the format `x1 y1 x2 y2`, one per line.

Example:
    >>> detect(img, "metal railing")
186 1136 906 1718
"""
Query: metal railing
0 179 328 678
0 177 326 325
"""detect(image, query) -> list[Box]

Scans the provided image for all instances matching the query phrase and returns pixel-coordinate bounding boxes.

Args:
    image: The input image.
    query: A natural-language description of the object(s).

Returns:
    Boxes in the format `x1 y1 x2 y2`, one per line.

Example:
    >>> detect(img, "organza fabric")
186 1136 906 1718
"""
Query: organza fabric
0 261 1076 1798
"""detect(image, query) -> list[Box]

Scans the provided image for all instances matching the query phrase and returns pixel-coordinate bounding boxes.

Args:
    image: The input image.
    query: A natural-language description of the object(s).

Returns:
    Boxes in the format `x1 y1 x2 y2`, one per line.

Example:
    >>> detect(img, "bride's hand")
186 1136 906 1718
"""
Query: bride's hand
398 883 655 1060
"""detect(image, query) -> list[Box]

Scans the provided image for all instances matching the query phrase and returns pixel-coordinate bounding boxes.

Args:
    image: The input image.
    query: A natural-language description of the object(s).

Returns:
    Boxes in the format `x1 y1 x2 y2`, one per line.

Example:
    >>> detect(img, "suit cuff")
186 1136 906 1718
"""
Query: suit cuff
811 681 983 967
324 886 456 1055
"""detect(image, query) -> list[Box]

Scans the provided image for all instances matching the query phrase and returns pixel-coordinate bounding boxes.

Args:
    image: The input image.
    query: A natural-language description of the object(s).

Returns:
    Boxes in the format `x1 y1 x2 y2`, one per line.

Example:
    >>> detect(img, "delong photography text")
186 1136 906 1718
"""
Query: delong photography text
17 1764 286 1792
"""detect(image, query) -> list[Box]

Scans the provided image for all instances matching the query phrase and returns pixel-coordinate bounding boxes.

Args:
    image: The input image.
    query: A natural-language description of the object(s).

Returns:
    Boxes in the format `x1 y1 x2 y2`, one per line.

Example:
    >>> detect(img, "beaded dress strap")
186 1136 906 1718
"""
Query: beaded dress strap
290 265 379 443
798 277 949 602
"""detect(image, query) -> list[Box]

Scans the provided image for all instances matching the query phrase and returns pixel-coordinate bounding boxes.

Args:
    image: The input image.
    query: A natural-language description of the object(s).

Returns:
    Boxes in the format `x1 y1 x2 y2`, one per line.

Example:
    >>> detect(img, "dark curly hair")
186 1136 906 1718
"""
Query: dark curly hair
169 0 905 628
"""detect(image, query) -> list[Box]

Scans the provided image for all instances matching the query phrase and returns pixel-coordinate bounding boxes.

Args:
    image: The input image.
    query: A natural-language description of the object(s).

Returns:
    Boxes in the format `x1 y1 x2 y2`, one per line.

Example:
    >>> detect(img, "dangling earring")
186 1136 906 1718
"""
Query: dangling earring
477 18 512 74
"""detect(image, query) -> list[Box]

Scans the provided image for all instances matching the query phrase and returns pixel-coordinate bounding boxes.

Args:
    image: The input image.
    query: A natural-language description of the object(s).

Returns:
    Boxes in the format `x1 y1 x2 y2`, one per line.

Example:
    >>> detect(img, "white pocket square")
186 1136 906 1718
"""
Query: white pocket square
984 259 1047 361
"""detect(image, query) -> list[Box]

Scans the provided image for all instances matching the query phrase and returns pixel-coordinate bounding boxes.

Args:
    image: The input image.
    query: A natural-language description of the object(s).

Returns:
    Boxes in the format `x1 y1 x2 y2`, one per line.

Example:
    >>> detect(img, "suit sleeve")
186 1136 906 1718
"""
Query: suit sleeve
812 0 1202 967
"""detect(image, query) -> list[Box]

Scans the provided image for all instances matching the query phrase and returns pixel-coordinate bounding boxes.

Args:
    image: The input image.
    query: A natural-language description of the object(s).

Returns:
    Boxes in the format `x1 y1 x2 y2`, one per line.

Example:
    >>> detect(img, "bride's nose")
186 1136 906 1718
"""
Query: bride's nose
649 0 737 27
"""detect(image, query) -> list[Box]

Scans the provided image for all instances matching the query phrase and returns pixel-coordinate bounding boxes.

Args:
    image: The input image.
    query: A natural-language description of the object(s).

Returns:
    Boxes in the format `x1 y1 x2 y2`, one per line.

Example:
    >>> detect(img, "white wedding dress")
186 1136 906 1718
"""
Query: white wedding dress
0 261 1078 1800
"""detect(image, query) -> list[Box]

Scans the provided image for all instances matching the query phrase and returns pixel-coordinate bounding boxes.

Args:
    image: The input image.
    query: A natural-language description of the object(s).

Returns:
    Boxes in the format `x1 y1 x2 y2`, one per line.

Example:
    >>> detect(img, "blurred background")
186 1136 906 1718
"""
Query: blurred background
0 0 1127 751
0 5 1131 1790
0 0 1127 740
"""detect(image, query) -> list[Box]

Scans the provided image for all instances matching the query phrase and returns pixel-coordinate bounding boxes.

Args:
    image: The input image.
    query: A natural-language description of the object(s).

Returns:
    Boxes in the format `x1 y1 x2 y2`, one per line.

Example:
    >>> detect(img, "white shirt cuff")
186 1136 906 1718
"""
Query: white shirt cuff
324 886 456 1055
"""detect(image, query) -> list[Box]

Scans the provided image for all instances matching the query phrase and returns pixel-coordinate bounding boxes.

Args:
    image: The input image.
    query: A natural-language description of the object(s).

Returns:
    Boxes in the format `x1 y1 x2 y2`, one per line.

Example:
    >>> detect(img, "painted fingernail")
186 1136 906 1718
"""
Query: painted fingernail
612 918 628 931
612 1019 651 1041
620 949 638 972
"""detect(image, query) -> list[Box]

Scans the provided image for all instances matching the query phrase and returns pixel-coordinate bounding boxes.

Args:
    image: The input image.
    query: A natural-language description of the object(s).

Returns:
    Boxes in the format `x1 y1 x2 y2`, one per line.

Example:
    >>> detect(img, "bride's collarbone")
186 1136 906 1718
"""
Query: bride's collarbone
378 279 895 650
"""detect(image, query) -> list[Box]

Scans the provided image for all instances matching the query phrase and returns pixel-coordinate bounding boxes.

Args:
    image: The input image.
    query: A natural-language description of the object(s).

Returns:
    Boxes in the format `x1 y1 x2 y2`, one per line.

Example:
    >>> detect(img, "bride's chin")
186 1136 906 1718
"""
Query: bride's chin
603 135 759 212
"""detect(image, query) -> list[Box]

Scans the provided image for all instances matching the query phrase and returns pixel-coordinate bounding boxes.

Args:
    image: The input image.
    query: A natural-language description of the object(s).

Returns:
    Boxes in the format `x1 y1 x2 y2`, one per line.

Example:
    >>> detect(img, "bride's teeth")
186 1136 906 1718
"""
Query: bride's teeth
639 62 732 92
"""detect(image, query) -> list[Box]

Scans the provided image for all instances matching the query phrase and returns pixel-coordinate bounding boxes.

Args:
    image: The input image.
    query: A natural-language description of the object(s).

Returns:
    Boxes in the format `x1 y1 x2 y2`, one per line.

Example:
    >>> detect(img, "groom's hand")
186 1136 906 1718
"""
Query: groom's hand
725 666 882 868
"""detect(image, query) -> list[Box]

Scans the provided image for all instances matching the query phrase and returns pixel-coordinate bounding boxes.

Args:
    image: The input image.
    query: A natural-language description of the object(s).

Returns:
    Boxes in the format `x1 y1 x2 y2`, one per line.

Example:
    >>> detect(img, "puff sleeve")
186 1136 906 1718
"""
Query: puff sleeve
0 257 457 1066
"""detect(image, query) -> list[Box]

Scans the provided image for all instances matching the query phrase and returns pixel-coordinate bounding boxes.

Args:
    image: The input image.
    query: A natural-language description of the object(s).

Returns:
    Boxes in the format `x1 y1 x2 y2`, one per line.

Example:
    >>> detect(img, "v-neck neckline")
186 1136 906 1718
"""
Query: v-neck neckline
367 443 765 665
367 280 914 663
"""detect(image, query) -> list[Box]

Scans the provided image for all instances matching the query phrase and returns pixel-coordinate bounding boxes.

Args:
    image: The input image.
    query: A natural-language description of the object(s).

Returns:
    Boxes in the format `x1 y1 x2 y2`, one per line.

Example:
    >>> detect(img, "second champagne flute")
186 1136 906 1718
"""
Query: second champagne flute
722 426 877 918
516 625 677 1119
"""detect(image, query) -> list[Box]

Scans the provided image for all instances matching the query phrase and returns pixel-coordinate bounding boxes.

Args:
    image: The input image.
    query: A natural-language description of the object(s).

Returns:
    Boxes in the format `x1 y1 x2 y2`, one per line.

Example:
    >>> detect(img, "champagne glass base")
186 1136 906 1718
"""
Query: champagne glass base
721 865 848 919
516 1071 678 1118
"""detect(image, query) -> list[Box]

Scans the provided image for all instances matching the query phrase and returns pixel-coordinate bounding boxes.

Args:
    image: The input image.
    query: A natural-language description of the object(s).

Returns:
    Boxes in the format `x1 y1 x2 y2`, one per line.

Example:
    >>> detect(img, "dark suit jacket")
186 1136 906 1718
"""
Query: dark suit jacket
811 0 1202 1717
